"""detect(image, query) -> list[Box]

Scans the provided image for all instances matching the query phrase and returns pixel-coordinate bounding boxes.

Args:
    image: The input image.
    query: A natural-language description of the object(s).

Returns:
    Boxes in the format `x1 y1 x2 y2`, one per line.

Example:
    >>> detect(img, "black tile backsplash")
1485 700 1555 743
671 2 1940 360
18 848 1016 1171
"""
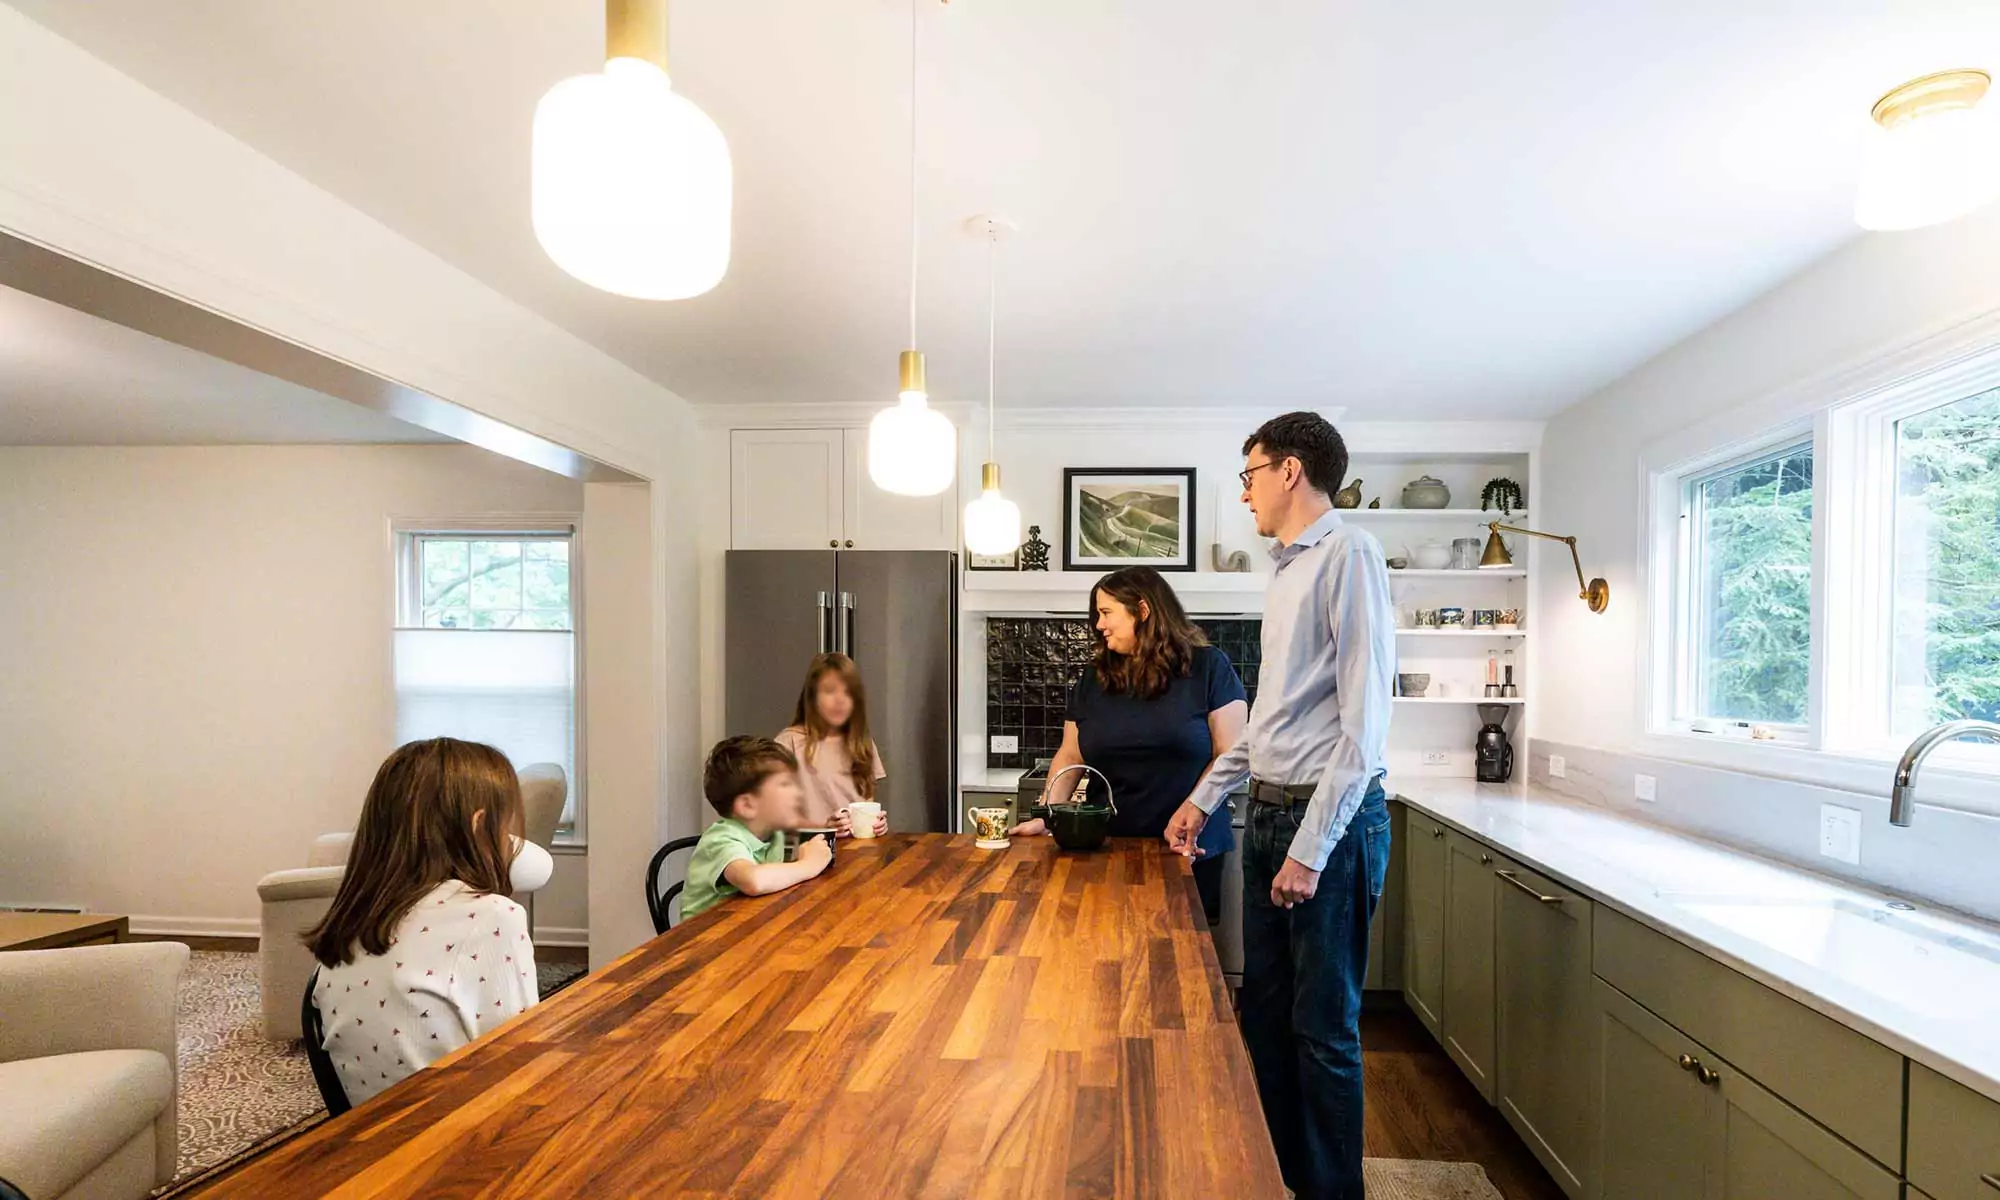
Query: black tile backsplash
984 617 1262 770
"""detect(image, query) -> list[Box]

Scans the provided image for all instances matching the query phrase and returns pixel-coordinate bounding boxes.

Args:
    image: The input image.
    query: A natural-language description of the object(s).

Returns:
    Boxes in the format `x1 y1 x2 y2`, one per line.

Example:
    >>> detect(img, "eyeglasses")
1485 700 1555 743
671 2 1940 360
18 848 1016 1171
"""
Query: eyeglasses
1238 458 1288 490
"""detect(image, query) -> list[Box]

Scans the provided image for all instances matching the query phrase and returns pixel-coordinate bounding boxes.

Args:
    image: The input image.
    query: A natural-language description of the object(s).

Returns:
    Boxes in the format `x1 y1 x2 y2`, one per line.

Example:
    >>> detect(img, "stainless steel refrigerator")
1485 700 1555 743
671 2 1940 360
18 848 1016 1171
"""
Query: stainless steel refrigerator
724 550 959 833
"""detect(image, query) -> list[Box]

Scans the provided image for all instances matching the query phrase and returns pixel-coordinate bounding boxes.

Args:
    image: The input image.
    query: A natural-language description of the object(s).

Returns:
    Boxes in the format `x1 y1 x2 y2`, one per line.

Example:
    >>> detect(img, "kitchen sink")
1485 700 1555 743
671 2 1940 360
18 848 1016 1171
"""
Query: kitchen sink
1655 892 2000 1020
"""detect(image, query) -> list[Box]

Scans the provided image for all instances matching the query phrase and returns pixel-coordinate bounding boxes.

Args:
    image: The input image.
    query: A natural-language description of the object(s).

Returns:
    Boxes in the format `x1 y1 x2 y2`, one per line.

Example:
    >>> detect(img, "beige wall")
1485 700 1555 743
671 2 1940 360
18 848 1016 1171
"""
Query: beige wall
0 9 703 961
0 444 592 940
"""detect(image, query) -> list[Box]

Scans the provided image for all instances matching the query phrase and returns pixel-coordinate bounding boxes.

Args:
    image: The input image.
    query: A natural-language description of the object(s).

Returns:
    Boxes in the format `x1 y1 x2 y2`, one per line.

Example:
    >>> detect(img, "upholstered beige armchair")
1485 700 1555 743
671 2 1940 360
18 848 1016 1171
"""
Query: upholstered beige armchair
0 941 188 1200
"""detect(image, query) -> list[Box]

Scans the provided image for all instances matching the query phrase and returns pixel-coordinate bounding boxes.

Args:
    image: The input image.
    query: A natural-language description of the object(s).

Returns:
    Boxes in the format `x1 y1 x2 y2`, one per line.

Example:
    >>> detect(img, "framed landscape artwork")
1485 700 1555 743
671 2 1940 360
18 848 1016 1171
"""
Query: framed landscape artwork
1061 468 1197 572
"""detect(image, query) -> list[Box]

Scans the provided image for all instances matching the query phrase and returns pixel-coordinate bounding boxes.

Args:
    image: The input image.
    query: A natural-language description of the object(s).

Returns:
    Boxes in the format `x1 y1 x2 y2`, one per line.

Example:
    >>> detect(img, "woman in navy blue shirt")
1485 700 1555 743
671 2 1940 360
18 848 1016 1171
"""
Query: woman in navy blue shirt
1013 565 1249 921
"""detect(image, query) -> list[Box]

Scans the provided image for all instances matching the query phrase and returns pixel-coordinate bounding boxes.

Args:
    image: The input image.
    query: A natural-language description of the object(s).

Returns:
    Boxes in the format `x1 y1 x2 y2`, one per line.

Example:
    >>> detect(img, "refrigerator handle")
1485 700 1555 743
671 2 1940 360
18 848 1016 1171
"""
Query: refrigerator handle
814 591 832 654
837 591 856 656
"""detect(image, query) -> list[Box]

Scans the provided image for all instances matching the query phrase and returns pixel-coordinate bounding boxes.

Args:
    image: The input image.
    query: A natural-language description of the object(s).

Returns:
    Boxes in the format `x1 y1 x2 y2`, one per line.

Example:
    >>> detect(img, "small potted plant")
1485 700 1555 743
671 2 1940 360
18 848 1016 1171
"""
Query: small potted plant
1480 477 1523 515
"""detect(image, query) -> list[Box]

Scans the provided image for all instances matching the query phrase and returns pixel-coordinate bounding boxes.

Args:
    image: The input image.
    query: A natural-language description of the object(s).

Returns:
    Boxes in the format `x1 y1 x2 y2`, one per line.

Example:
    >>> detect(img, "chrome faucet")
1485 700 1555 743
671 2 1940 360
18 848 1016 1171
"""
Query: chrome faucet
1889 719 2000 826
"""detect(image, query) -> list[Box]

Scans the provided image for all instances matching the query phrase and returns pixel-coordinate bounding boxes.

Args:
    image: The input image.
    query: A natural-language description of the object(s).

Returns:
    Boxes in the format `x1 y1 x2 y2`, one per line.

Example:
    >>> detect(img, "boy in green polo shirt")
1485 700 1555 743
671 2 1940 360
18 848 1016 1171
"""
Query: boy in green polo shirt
680 735 833 921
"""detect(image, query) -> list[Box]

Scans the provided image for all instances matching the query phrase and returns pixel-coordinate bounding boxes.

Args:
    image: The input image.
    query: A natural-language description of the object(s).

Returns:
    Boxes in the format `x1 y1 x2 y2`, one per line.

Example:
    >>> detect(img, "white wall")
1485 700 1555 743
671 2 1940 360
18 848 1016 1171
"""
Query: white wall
0 9 702 962
1533 204 2000 762
0 444 591 939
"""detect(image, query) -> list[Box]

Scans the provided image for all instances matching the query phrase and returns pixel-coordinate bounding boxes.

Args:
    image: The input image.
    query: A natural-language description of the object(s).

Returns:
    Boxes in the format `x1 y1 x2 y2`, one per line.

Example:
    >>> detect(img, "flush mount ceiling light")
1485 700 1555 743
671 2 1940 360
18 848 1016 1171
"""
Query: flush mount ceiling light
867 0 956 497
1855 69 2000 231
963 216 1022 555
532 0 732 299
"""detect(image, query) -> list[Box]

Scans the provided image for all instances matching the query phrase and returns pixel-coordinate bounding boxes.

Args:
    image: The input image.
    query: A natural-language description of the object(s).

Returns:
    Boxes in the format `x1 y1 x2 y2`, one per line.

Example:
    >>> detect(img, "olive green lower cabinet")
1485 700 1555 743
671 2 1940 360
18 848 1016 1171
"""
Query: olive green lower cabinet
1905 1063 2000 1200
1441 830 1499 1101
1594 978 1900 1200
1495 861 1596 1199
1402 813 1448 1038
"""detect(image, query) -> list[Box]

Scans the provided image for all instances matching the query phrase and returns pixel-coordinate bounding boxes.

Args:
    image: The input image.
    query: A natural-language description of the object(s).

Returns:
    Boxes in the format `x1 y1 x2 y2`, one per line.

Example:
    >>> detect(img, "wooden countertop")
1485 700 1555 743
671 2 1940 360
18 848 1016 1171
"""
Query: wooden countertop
193 834 1284 1198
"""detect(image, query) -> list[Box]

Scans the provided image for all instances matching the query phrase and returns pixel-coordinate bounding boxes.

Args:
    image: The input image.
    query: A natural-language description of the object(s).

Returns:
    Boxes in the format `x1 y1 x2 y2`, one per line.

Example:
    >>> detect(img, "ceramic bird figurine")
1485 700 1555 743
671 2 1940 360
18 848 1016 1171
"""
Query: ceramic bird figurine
1368 498 1381 509
1334 478 1364 509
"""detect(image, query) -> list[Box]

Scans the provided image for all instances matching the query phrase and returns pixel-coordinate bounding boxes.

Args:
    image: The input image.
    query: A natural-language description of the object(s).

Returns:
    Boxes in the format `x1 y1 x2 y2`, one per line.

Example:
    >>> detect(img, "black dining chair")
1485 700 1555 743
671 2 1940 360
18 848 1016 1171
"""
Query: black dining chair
300 968 351 1117
644 836 703 934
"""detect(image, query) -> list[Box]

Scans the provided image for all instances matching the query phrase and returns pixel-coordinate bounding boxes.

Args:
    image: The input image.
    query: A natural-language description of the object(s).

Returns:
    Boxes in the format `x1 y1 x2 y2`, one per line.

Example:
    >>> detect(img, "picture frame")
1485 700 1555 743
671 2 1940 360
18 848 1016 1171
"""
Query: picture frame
965 548 1019 571
1061 467 1197 572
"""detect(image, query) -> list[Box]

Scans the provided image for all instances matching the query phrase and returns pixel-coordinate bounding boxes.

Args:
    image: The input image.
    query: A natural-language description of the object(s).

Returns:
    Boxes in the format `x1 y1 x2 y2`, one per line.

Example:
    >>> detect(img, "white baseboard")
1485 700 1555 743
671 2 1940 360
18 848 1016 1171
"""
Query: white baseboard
127 915 261 939
128 915 589 948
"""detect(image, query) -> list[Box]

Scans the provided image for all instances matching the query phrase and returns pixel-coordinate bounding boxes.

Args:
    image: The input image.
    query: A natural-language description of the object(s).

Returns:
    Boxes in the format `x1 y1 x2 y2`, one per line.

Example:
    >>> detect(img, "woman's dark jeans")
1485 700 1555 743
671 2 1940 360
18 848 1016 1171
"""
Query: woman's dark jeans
1239 782 1391 1200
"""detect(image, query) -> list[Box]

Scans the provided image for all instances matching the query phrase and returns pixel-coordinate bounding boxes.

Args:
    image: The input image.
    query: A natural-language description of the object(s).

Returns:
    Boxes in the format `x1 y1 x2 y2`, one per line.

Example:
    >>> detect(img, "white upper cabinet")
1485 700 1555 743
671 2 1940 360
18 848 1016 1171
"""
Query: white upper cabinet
840 428 957 550
729 428 957 551
730 429 845 549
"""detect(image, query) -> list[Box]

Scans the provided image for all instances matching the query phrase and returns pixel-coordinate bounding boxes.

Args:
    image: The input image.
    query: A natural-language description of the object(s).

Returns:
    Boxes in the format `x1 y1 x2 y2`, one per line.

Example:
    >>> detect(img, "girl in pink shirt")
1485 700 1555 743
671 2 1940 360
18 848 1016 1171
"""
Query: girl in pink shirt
775 653 889 837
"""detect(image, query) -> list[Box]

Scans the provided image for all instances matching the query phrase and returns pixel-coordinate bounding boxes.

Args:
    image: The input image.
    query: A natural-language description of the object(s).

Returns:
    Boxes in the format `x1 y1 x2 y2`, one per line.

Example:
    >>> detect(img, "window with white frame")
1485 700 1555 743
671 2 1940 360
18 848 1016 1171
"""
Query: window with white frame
393 526 581 838
1653 351 2000 787
1673 439 1816 733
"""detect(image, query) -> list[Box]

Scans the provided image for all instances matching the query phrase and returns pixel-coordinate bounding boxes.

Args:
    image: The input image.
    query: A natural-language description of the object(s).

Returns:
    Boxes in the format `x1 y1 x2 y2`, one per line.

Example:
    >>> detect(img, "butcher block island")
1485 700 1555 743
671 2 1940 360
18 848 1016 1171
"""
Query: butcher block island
190 835 1284 1198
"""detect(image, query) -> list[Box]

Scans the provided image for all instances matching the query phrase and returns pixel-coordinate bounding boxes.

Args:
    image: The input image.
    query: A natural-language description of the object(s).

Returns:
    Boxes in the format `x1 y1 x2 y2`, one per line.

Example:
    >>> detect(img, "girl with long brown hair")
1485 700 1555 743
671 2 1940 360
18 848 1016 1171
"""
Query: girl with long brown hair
1012 565 1248 920
304 738 541 1105
776 653 889 837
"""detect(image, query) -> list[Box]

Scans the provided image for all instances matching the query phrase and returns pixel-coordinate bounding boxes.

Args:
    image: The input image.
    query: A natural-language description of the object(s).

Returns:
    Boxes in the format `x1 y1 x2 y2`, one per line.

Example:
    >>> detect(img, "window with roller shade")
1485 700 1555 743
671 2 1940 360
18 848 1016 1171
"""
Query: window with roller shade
393 527 580 838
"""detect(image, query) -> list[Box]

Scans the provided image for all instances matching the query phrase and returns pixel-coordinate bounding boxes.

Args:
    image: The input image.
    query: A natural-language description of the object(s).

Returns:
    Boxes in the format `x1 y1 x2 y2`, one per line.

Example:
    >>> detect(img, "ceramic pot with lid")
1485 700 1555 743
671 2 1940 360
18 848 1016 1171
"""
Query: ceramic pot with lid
1410 539 1452 570
1401 476 1452 509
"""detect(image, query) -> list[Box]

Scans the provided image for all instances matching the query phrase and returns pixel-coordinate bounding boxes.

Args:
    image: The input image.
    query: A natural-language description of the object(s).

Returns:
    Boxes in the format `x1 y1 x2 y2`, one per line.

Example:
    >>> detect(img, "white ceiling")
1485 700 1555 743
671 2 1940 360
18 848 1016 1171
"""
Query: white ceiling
12 1 2000 417
0 283 447 445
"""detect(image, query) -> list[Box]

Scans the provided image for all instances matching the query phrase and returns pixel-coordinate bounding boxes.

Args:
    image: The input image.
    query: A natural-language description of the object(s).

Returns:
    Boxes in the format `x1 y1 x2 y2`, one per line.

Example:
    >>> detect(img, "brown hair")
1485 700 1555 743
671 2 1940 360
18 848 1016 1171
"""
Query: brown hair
1243 410 1349 496
305 738 522 968
788 653 878 801
702 735 799 818
1090 566 1208 700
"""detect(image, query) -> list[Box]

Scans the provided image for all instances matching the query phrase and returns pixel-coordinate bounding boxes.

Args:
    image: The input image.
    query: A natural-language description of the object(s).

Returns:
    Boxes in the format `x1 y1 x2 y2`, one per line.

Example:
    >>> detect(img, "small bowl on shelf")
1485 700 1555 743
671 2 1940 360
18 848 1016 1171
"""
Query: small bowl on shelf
1397 672 1431 698
1386 556 1410 571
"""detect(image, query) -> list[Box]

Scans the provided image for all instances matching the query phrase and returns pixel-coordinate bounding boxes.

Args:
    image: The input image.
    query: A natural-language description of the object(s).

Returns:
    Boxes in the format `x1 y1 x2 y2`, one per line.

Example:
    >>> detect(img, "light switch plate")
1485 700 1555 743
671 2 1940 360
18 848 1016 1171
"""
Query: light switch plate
989 735 1019 755
1819 804 1862 865
1634 773 1657 802
1421 749 1450 766
1549 755 1566 779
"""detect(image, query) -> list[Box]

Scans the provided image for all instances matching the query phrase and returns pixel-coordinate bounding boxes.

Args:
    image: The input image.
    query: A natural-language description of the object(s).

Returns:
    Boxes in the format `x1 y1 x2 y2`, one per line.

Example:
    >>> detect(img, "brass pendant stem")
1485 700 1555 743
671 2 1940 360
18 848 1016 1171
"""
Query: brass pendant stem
606 0 669 70
898 349 927 396
981 462 1001 492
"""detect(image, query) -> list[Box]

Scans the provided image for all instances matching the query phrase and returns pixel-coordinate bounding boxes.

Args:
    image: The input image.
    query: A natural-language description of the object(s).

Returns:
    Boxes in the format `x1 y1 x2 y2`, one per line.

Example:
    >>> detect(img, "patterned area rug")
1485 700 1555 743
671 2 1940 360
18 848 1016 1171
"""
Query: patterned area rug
169 950 588 1185
1362 1158 1506 1199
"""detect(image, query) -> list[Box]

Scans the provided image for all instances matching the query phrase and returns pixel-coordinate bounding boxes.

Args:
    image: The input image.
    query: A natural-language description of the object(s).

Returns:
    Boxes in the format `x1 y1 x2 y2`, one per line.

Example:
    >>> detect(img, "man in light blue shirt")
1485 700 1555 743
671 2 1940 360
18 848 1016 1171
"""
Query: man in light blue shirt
1167 411 1394 1200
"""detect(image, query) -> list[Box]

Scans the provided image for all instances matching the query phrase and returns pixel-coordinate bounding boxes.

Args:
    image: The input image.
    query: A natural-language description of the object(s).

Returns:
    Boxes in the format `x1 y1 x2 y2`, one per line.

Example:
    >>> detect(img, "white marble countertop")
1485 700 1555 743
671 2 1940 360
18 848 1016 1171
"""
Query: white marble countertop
1387 776 2000 1105
961 767 1026 793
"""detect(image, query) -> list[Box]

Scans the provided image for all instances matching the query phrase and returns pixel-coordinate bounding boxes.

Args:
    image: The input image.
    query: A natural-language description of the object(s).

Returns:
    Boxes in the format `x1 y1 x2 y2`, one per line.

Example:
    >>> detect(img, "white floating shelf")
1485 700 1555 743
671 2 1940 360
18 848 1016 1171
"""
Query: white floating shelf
1388 568 1526 578
1394 696 1526 705
1340 509 1523 520
1398 629 1527 637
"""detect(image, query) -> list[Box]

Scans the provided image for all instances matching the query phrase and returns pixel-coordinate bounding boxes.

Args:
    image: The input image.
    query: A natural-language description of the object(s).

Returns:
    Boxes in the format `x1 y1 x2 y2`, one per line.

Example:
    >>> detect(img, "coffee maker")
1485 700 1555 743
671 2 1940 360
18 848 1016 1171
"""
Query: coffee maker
1475 704 1515 783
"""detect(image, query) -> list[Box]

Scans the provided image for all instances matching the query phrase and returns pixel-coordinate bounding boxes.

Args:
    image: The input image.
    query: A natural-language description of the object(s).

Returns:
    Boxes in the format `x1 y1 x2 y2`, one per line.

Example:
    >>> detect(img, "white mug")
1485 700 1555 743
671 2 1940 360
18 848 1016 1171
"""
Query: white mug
846 800 883 839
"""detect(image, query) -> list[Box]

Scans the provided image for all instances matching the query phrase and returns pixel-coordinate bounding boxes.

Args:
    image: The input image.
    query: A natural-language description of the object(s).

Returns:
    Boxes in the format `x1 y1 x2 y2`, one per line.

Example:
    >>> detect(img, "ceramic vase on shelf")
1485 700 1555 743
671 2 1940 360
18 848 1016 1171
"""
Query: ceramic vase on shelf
1401 476 1451 509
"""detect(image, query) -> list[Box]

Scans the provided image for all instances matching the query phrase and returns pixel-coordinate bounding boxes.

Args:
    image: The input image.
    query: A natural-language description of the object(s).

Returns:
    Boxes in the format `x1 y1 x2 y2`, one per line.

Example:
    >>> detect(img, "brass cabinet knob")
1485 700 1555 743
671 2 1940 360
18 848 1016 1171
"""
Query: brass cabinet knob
1432 827 1446 839
829 539 839 548
1678 1054 1697 1072
1696 1064 1720 1087
845 539 855 547
1480 854 1493 865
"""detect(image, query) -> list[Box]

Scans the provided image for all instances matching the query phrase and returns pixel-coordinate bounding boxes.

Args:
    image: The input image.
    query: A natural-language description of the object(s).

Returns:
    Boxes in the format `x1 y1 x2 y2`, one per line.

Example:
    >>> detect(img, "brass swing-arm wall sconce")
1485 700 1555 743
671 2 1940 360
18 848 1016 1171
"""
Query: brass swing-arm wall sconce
1478 522 1610 613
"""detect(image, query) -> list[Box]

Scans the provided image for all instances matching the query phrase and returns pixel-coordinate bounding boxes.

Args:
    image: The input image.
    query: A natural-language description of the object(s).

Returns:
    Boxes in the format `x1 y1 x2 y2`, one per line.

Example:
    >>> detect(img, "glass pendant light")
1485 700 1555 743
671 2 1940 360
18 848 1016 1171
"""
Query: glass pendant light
1855 69 2000 232
963 218 1022 555
867 0 956 497
532 0 732 299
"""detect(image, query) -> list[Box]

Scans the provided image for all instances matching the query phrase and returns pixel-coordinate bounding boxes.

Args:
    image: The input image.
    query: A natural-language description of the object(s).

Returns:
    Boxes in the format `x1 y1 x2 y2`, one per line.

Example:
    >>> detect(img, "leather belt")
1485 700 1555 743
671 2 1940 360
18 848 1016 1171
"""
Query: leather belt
1248 778 1315 806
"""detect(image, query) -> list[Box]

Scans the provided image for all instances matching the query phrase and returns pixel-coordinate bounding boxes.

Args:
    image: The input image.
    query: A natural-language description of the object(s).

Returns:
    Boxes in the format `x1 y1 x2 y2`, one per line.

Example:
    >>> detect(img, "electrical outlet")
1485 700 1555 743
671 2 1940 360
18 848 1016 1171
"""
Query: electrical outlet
1634 773 1657 802
1548 754 1566 779
1819 804 1862 865
989 735 1019 755
1421 749 1450 766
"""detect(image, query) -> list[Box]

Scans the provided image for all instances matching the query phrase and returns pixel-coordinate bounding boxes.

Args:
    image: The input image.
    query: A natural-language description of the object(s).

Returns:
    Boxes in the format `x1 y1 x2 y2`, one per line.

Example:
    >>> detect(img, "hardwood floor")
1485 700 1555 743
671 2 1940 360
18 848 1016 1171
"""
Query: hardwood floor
1363 1004 1566 1200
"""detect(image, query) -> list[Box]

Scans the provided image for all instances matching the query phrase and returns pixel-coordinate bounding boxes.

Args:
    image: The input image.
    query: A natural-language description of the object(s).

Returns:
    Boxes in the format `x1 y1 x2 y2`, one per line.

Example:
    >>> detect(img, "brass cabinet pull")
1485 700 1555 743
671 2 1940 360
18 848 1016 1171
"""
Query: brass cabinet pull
1677 1054 1697 1072
1496 870 1563 904
1431 827 1446 839
1695 1064 1720 1087
1480 853 1494 865
1979 1173 2000 1191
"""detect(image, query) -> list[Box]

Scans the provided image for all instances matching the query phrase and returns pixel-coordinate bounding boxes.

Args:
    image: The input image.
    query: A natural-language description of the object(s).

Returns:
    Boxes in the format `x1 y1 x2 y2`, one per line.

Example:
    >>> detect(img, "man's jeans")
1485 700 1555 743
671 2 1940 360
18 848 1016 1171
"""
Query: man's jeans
1240 781 1391 1200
